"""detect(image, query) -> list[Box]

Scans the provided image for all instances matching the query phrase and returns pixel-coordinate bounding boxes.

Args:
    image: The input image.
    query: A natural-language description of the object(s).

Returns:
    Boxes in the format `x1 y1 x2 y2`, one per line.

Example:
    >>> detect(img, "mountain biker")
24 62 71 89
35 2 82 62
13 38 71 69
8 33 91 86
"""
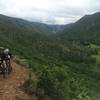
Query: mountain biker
0 48 12 74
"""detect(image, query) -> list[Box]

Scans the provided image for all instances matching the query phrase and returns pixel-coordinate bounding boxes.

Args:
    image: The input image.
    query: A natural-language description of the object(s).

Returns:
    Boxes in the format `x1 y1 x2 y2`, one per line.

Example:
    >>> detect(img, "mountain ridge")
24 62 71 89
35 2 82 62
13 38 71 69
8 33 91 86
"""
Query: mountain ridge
60 12 100 44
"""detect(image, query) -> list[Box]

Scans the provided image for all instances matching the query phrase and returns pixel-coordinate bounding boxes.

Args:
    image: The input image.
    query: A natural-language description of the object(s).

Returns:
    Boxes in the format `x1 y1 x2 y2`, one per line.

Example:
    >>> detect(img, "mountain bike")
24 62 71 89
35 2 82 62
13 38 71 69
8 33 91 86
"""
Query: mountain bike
0 58 12 78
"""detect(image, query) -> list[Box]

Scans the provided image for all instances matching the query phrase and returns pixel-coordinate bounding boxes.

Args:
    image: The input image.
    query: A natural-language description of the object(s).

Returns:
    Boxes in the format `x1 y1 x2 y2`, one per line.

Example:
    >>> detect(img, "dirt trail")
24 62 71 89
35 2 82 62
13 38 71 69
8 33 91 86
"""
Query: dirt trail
0 62 36 100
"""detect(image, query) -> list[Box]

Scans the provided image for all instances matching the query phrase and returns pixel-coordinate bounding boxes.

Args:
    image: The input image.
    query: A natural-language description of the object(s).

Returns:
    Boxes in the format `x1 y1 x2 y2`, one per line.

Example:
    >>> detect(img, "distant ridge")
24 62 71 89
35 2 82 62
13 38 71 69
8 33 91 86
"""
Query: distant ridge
60 12 100 44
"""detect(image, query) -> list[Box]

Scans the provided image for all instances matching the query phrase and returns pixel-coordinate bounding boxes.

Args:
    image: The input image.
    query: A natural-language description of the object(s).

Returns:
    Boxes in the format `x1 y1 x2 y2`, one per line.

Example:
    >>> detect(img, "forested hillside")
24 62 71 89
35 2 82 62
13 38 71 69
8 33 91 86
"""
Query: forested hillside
60 12 100 44
0 13 100 100
0 14 52 35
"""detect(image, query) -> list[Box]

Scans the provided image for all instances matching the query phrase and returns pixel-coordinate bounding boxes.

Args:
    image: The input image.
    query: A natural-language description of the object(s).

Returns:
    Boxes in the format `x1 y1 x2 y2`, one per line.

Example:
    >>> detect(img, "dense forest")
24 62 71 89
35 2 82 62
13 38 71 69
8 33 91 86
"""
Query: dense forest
0 12 100 100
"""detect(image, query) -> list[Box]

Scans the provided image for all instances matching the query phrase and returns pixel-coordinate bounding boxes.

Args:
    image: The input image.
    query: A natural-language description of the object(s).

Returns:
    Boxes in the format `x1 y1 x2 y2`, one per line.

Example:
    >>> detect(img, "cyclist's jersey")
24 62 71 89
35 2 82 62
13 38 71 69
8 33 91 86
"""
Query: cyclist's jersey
0 52 12 60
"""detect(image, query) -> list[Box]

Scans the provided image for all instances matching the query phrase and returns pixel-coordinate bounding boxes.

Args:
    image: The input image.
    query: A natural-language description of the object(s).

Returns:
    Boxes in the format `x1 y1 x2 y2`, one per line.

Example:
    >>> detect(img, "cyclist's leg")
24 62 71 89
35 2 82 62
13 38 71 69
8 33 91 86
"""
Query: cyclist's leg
6 59 12 74
0 60 2 70
0 60 3 74
1 60 6 78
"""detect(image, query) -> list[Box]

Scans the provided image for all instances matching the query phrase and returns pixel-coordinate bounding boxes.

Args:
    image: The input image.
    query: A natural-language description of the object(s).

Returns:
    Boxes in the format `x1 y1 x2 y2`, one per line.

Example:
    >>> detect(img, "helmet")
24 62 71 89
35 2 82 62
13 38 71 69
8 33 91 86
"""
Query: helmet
4 48 10 54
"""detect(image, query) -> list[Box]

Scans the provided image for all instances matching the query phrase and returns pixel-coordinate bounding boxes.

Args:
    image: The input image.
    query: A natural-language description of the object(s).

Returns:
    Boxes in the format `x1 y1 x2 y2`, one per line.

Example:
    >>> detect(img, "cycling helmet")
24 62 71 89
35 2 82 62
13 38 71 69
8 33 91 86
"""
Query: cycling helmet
4 48 10 54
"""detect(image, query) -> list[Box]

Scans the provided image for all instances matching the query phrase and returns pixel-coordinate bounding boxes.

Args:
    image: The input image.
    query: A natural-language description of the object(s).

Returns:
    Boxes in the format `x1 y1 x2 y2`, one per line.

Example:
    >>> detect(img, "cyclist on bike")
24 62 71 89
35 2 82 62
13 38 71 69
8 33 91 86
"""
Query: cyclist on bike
0 48 12 75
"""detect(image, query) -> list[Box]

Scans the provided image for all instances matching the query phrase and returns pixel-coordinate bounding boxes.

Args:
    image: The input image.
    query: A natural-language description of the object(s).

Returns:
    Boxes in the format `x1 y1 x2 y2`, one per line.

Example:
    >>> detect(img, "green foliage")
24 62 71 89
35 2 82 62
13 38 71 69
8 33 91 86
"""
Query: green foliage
1 14 100 100
23 68 37 94
28 65 91 100
60 12 100 45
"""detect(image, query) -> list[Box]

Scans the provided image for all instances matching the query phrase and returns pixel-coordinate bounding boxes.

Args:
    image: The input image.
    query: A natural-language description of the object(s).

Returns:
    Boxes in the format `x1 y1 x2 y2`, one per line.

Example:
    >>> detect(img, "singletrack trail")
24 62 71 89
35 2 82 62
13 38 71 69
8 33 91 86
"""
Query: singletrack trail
0 62 36 100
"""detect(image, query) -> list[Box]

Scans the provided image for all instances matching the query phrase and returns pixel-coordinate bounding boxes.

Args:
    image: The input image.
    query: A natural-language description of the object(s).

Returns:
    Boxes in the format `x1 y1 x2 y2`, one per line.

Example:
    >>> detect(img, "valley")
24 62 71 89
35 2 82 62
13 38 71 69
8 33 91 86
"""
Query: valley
0 12 100 100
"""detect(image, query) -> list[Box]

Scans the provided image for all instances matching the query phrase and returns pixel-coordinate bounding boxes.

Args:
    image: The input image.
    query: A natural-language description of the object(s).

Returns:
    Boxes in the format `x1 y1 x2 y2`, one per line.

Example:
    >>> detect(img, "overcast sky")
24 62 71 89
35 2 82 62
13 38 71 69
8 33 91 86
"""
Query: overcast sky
0 0 100 24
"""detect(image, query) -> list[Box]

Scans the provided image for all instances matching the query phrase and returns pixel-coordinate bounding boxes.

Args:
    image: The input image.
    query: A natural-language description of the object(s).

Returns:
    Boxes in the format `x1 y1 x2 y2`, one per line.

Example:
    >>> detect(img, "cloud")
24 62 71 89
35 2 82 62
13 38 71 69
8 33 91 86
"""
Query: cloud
0 0 100 24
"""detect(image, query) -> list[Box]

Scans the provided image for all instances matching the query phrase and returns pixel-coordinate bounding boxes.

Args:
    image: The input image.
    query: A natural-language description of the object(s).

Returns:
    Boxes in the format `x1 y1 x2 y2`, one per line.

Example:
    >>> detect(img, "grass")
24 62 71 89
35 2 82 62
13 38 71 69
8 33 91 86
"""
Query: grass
91 44 100 73
15 56 29 67
90 44 100 49
91 43 100 63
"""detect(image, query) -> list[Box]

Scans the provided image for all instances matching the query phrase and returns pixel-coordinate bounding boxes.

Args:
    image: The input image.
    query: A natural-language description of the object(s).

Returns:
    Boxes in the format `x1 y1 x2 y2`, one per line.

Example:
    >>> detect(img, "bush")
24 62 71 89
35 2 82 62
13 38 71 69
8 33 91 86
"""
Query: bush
23 68 37 94
35 65 90 100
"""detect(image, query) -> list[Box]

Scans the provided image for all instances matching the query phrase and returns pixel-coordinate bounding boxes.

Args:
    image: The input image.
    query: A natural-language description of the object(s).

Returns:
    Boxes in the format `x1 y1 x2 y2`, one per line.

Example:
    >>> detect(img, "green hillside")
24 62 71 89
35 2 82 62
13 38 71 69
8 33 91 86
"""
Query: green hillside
0 14 52 35
0 14 100 100
60 12 100 44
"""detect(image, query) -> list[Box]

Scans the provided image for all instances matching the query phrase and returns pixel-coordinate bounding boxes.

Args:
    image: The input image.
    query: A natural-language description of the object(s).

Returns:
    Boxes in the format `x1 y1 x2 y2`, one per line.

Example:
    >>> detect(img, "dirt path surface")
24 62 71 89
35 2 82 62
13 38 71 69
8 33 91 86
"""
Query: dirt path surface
0 62 36 100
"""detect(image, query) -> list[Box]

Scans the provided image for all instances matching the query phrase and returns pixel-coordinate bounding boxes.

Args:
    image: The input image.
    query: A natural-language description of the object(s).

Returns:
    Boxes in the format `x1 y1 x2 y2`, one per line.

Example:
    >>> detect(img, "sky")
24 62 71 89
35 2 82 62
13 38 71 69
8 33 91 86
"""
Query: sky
0 0 100 24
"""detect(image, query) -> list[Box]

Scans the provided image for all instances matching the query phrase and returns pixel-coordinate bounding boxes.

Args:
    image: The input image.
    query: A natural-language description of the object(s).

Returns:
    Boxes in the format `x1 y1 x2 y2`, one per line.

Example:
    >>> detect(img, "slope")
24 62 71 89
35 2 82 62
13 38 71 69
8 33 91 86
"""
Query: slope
60 12 100 43
0 14 58 63
0 14 51 35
